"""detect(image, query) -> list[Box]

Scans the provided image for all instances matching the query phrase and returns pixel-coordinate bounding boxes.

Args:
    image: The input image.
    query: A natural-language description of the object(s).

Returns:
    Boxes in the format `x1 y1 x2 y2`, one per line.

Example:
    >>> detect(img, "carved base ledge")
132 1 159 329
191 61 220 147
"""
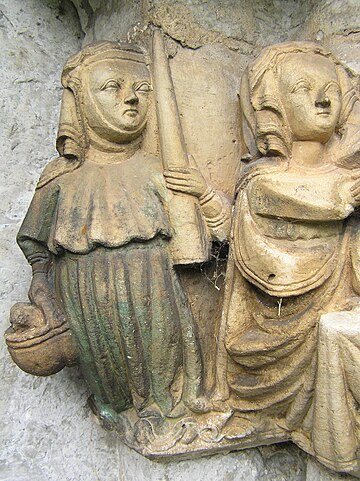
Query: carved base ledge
97 409 290 460
91 405 360 477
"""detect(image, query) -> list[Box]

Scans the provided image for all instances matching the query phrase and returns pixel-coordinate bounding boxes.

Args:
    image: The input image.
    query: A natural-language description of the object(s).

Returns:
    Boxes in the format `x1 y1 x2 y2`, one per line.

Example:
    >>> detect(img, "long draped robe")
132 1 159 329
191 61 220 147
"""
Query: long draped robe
17 150 203 416
219 158 360 474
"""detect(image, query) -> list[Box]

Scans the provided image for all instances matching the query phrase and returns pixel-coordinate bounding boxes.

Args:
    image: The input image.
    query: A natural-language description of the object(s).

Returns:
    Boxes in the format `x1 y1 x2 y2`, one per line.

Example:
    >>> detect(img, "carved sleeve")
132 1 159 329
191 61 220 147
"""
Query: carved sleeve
18 240 51 274
198 187 232 242
17 182 60 267
249 172 355 222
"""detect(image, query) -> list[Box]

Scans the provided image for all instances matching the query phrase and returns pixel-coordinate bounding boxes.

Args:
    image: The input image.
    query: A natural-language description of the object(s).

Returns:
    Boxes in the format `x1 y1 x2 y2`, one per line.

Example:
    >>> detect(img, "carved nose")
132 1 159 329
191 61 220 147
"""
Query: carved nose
315 96 331 108
124 90 139 105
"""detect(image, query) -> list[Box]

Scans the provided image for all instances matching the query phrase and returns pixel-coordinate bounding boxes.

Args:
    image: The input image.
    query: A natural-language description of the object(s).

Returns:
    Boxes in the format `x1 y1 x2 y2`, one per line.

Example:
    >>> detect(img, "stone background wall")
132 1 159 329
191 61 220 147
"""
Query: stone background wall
1 1 360 480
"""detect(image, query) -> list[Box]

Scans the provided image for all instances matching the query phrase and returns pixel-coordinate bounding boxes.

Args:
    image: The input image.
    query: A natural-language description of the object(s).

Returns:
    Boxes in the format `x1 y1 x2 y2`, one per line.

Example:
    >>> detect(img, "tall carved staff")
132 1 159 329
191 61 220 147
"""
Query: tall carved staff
152 30 210 265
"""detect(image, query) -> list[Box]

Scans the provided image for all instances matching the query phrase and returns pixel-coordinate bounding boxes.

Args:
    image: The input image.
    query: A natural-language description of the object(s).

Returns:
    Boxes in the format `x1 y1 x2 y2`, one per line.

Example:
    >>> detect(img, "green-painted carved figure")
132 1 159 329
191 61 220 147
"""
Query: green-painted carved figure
7 42 230 422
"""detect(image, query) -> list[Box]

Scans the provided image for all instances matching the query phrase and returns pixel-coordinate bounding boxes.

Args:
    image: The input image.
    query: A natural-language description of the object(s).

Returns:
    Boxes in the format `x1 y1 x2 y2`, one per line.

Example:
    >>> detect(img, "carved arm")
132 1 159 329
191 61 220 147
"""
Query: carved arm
249 172 355 222
198 187 231 242
16 238 66 330
163 167 231 241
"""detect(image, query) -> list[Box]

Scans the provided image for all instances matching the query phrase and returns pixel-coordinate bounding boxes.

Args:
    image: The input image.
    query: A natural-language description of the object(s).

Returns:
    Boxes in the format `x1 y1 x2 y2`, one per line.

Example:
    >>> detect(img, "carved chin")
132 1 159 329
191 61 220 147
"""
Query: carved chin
121 117 146 132
92 117 147 142
120 120 147 138
295 124 335 142
313 126 335 142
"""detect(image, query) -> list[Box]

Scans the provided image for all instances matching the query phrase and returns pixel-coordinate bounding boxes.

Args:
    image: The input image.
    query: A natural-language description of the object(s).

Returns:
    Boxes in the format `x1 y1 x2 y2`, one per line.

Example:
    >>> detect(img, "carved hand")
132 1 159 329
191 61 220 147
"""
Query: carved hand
163 167 209 198
29 272 66 329
350 171 360 206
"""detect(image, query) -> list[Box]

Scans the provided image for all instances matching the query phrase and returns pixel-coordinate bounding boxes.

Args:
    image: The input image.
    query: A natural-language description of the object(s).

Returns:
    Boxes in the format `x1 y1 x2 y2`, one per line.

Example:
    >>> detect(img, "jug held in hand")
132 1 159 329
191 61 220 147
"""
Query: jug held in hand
6 41 231 430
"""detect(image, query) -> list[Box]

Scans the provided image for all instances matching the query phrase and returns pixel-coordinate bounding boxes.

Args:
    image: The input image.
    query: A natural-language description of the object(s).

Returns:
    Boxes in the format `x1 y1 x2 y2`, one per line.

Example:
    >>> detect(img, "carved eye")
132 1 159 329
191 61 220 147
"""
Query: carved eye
135 81 152 93
325 82 340 96
101 80 121 91
291 81 311 93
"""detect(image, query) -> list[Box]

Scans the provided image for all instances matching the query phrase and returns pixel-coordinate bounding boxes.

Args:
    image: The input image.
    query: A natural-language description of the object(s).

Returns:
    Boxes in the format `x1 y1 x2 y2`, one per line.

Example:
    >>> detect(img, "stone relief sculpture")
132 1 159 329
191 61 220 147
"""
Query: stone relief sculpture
216 41 360 477
5 33 360 478
5 39 230 423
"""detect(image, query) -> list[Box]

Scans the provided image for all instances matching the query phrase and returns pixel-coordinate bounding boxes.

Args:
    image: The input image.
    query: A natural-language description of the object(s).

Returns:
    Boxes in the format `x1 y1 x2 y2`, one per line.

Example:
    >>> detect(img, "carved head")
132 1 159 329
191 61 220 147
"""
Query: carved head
57 42 152 159
240 42 359 160
80 56 152 144
277 53 341 144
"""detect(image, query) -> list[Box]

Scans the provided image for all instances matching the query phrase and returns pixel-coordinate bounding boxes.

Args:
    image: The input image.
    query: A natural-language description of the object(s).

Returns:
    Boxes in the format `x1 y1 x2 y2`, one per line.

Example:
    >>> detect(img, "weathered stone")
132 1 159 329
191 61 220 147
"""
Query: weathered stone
2 0 360 480
297 0 360 73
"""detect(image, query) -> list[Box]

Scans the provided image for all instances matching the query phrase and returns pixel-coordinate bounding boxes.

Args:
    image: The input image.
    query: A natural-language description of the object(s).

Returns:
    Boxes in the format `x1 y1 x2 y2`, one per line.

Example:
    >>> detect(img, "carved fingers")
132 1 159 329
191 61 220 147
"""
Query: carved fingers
163 167 208 198
352 185 360 201
351 172 360 204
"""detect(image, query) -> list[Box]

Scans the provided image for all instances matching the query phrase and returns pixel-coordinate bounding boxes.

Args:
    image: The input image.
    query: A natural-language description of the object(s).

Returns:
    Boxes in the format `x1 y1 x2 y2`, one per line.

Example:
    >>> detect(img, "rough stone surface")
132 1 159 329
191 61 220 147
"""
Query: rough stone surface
1 1 360 480
306 458 354 481
297 0 360 73
0 1 120 481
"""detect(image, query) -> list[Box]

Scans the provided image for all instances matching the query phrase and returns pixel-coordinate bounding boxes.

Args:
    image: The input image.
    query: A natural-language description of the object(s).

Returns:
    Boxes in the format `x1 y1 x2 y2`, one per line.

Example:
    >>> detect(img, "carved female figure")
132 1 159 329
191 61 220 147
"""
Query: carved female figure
8 42 229 423
217 42 360 475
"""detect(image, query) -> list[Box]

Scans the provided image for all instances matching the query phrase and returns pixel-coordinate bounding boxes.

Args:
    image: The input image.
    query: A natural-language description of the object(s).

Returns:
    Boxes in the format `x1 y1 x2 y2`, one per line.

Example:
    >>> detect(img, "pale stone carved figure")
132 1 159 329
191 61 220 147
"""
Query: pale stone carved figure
6 41 231 426
9 37 360 474
216 42 360 476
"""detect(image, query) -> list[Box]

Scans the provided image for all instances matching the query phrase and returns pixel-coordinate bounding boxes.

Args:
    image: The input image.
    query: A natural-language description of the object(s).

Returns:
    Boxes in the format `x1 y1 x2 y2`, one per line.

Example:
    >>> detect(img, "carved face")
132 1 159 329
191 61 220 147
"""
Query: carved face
277 53 341 143
81 58 152 143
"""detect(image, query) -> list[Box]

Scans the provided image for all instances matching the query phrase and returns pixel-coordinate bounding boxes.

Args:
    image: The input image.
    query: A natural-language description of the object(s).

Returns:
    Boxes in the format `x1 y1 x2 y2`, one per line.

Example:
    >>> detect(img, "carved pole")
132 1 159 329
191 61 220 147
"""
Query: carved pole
152 29 211 265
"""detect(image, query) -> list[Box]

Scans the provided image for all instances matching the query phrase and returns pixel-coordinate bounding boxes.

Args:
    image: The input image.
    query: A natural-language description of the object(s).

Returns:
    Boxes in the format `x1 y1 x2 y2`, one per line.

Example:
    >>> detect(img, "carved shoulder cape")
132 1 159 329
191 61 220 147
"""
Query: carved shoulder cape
232 160 355 297
17 151 171 256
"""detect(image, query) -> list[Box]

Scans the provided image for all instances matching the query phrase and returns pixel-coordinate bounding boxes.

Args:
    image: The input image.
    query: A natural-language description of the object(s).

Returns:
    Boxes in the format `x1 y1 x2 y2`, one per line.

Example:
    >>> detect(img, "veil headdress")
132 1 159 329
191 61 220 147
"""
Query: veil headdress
37 42 149 188
239 41 360 165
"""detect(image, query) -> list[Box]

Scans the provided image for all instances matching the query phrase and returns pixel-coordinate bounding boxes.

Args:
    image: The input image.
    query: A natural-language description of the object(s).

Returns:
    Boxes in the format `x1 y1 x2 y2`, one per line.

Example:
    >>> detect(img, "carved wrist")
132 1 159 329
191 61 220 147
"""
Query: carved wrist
28 253 50 274
199 187 216 205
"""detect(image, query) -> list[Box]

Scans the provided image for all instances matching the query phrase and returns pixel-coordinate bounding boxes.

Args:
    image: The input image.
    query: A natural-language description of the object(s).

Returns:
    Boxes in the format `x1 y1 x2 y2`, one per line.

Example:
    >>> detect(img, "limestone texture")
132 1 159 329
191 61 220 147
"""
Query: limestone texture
1 0 360 480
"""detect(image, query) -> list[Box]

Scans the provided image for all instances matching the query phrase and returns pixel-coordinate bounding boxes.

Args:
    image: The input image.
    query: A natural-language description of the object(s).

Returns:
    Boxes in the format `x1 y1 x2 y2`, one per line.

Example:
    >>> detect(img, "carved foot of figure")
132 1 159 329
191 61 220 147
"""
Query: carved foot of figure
88 395 119 430
167 402 188 418
138 403 163 419
211 399 232 413
202 413 255 442
168 397 212 418
186 396 212 414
